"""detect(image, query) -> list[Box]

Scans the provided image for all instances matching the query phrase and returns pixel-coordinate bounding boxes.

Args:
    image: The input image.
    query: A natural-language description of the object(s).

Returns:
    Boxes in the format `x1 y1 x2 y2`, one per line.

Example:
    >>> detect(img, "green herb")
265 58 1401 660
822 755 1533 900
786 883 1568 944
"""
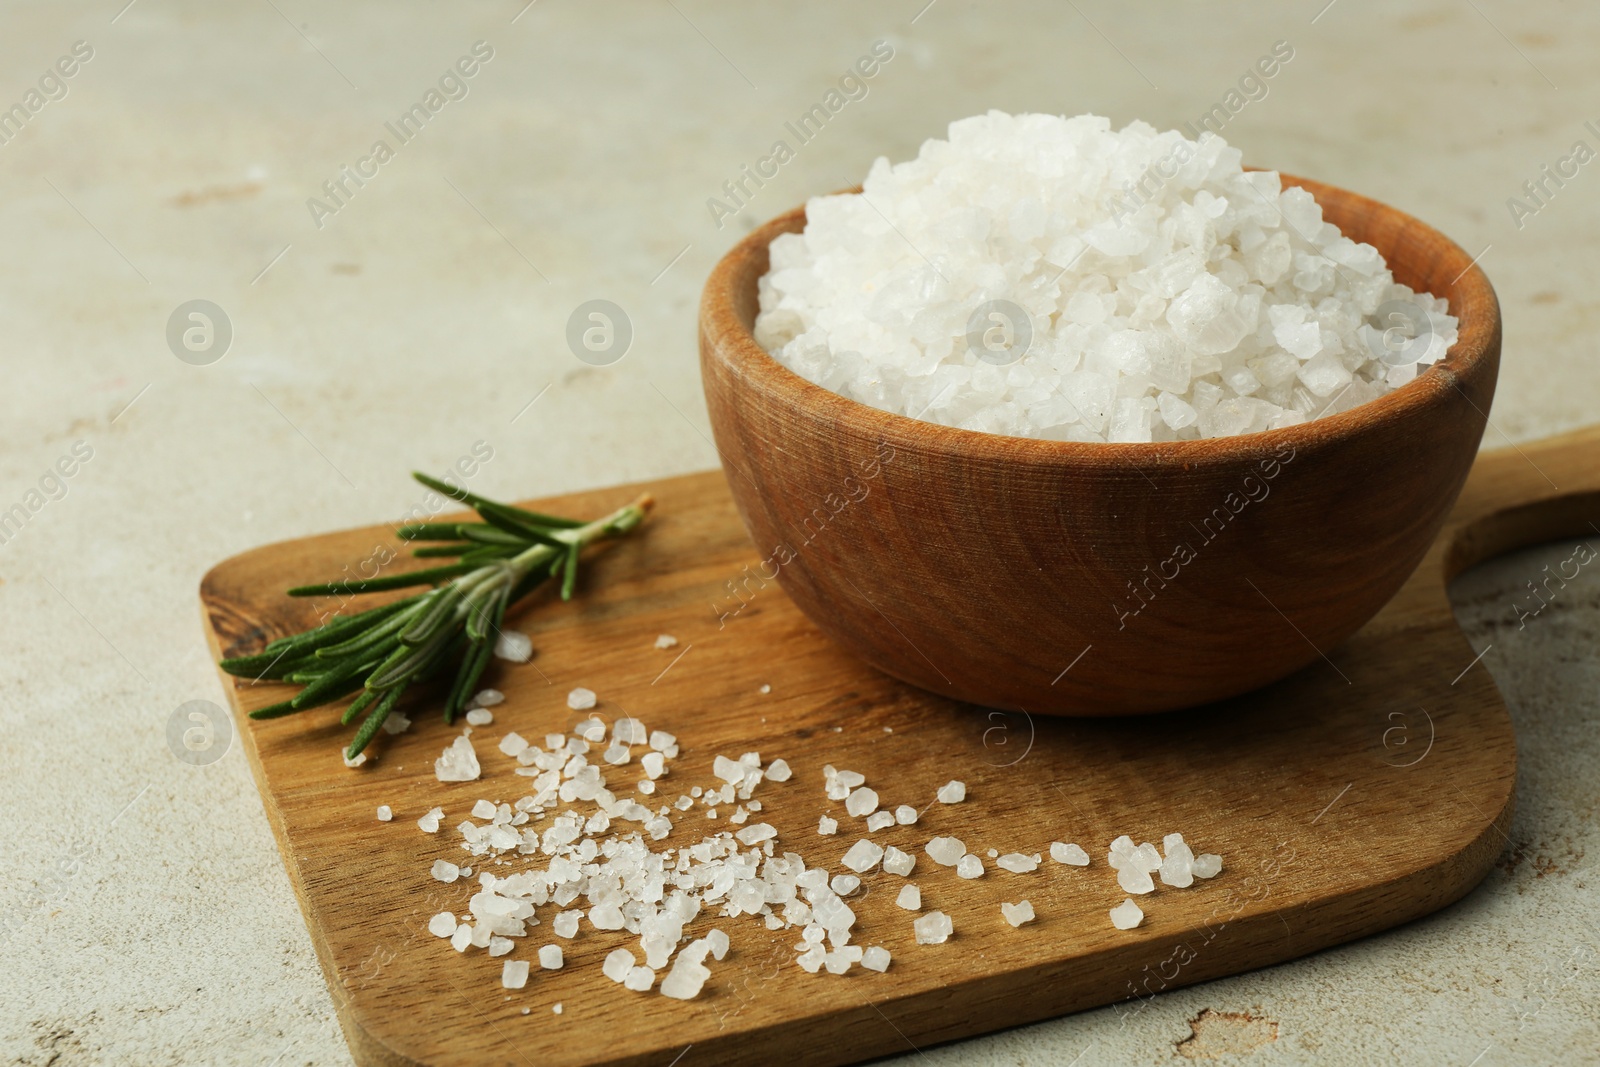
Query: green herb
218 473 652 759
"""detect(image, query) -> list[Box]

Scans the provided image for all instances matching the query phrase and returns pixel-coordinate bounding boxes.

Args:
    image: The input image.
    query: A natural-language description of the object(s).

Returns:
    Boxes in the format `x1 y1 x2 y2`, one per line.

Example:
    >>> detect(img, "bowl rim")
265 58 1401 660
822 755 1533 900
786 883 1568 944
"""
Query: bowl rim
700 171 1501 470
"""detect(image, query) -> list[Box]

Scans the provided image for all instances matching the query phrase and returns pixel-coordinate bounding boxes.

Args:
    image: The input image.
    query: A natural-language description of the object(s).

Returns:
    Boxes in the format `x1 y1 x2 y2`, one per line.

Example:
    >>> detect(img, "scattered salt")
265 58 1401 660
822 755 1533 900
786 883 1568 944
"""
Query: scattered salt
498 732 529 758
434 734 481 782
765 758 792 782
417 807 444 833
841 839 885 873
818 815 838 836
566 687 597 711
865 811 895 832
655 634 678 649
494 630 532 663
1110 898 1145 930
925 837 965 866
861 946 891 972
431 860 461 883
623 965 655 991
845 787 879 817
894 805 919 825
1193 853 1223 879
1050 842 1089 866
882 846 915 876
707 928 730 961
896 884 921 911
997 853 1039 873
553 911 581 938
937 781 967 804
956 854 985 879
914 911 953 945
376 805 392 822
428 912 457 938
831 873 861 895
602 949 635 983
501 960 530 989
1001 900 1036 928
465 708 494 727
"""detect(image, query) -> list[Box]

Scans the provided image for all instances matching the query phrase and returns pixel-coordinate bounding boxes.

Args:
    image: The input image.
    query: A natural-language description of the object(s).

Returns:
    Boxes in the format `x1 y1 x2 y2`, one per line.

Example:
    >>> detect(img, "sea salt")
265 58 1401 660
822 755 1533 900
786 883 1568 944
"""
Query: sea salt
431 860 460 883
914 911 953 945
494 630 532 663
956 854 985 879
841 839 885 873
866 811 895 832
765 758 792 782
501 960 530 989
428 912 457 938
498 732 529 758
553 911 581 938
1050 842 1089 866
882 846 915 876
818 815 838 836
417 807 444 833
434 734 481 782
603 949 635 983
894 805 919 825
376 805 392 822
465 708 494 727
655 634 678 649
997 853 1040 873
861 946 892 972
1160 833 1196 888
936 781 967 804
896 884 921 911
1193 853 1224 879
1110 898 1145 930
567 687 597 711
925 837 964 866
831 873 861 895
1001 900 1036 928
754 112 1457 442
845 787 879 817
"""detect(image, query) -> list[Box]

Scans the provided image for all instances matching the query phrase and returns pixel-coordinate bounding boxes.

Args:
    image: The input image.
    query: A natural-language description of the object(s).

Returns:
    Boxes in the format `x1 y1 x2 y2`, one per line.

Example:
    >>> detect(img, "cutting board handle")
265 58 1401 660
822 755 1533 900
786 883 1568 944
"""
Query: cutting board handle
1445 423 1600 581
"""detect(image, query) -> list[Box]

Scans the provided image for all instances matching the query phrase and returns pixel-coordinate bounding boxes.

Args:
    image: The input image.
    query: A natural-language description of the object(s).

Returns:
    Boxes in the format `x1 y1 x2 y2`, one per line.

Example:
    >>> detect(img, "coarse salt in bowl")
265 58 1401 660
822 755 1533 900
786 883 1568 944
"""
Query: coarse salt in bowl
699 112 1500 715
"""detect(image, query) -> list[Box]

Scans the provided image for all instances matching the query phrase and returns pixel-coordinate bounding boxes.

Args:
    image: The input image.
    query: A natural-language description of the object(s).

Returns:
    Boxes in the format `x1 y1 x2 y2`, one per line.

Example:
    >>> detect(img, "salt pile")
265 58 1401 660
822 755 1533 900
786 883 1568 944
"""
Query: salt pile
755 111 1457 441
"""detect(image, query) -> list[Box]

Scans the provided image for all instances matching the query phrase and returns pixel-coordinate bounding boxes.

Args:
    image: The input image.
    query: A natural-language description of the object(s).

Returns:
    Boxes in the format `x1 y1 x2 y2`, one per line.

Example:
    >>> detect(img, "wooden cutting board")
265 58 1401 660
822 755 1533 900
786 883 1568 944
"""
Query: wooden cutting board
199 425 1600 1067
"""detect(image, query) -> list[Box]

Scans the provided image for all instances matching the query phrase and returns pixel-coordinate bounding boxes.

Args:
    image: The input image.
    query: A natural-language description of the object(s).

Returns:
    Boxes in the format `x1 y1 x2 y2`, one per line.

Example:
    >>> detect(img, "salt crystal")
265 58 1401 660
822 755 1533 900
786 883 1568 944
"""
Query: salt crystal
494 630 532 663
925 837 964 866
956 854 985 879
382 711 411 735
553 911 580 938
1193 853 1223 879
342 751 366 768
641 752 666 779
841 839 884 873
736 822 776 845
498 732 528 758
661 956 710 1000
501 960 530 989
471 799 497 820
865 811 895 832
648 729 676 751
552 1003 562 1015
434 734 481 782
602 949 635 982
488 936 514 957
590 903 625 930
1001 900 1036 928
997 853 1039 873
431 860 460 883
623 966 655 991
417 807 444 833
428 912 457 938
831 873 861 895
861 946 891 972
914 911 953 945
707 928 729 961
376 805 392 822
566 687 597 711
655 634 678 649
818 815 838 836
758 684 771 694
1160 834 1196 887
894 805 918 825
1050 842 1089 866
845 787 879 817
1117 864 1155 895
896 884 921 910
765 758 792 782
465 708 494 727
1110 899 1144 930
936 780 966 804
450 925 472 952
882 846 915 876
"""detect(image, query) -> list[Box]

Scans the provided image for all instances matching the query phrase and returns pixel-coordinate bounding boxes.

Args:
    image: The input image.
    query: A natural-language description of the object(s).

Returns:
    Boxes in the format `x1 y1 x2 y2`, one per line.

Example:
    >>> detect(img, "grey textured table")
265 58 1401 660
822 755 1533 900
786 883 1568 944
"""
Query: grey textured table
1 2 1595 1064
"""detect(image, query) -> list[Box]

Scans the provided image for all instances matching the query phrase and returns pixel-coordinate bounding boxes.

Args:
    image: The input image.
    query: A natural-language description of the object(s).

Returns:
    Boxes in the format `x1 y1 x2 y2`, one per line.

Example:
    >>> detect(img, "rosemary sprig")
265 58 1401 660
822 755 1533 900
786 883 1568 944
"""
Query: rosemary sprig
218 472 652 759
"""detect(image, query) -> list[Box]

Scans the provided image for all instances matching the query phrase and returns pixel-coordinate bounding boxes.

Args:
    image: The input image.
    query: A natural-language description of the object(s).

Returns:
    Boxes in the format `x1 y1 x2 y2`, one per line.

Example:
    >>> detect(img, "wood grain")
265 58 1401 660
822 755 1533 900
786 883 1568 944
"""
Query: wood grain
200 426 1600 1067
699 174 1502 714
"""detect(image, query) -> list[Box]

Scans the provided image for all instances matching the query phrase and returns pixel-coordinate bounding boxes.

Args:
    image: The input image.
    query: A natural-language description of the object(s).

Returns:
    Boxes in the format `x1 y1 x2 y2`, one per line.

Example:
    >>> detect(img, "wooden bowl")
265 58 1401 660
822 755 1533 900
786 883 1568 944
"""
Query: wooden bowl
698 175 1501 715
